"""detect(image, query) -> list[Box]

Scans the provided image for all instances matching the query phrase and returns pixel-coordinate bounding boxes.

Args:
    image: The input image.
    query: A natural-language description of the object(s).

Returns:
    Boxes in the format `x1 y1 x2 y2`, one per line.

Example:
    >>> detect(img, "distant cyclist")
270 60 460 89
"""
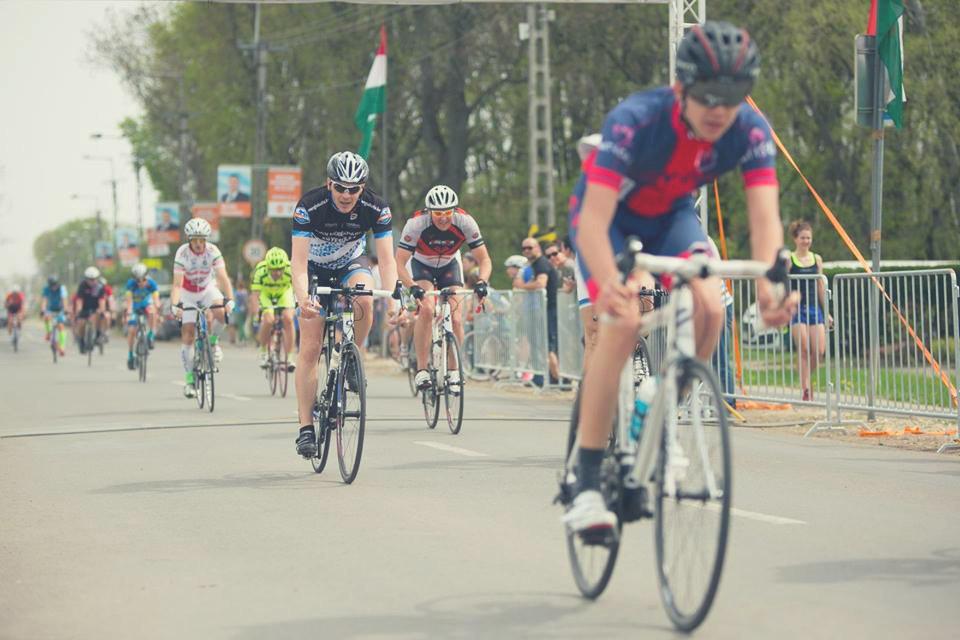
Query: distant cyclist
564 21 798 534
249 246 296 372
73 266 108 353
124 263 160 370
40 276 69 355
395 184 492 391
5 285 25 335
291 150 399 457
170 217 235 397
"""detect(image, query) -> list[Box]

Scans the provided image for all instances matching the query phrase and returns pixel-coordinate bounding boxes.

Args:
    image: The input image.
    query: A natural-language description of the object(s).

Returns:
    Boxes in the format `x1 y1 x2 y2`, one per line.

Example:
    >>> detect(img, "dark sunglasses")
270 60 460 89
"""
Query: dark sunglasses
332 182 363 194
545 251 560 258
686 78 753 108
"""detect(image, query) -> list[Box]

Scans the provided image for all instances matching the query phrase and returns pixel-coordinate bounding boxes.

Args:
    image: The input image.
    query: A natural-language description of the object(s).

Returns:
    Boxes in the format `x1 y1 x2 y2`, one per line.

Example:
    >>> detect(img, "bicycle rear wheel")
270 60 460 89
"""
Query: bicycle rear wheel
422 372 440 429
278 347 289 397
443 333 465 435
654 358 731 632
85 323 95 367
312 346 333 474
335 342 366 484
562 387 622 600
51 336 58 363
12 325 19 352
406 345 418 397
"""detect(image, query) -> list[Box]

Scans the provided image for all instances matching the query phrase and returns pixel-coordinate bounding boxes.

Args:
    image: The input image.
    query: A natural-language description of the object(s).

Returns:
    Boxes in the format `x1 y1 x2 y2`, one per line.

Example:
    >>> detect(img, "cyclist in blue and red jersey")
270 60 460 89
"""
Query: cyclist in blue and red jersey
564 21 799 534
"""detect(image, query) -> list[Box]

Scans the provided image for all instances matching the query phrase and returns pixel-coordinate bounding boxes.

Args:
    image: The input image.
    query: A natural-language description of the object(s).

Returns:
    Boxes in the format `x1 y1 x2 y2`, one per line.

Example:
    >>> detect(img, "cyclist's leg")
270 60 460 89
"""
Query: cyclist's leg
127 309 138 351
295 263 328 429
259 307 275 350
179 291 201 387
339 257 375 348
653 206 723 362
279 296 296 356
436 261 466 366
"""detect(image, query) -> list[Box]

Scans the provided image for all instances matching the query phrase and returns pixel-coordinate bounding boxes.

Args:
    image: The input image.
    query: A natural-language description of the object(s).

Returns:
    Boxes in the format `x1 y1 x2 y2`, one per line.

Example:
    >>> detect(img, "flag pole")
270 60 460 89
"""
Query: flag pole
867 8 886 420
381 23 388 202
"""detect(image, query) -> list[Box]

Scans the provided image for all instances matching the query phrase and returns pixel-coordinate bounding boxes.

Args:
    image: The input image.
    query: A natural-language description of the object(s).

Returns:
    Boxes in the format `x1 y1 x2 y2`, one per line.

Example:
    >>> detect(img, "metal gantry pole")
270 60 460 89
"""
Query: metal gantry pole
526 4 556 231
867 30 886 421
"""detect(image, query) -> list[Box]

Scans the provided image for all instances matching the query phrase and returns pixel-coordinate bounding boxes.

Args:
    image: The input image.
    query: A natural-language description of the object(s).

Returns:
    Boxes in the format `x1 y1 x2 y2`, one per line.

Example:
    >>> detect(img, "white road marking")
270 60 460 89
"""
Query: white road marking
698 501 805 525
414 441 489 457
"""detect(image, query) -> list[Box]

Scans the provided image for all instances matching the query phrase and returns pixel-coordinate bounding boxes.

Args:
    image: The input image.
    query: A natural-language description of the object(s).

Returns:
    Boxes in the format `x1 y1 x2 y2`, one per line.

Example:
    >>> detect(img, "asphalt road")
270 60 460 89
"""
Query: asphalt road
2 322 959 639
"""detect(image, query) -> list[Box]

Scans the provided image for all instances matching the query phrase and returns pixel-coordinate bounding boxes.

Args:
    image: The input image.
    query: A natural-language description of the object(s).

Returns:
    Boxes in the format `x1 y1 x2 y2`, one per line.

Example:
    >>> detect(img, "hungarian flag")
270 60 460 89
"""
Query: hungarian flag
866 0 905 128
354 25 387 159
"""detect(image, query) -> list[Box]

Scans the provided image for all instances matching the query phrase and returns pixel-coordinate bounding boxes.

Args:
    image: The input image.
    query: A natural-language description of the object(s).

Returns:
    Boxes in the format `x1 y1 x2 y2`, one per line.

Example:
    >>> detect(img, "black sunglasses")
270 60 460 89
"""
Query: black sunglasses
545 251 560 258
332 182 363 195
686 78 753 108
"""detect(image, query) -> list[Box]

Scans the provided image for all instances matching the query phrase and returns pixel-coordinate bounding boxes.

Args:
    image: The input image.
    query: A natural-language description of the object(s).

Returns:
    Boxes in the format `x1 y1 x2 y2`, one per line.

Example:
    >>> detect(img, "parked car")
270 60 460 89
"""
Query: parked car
154 284 181 341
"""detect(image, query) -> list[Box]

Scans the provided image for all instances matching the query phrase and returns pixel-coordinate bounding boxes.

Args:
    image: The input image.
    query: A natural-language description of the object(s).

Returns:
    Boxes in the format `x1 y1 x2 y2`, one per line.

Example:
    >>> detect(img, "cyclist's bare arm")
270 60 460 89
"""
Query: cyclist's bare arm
395 247 416 288
170 272 184 308
578 182 636 318
291 236 319 317
373 234 398 296
471 244 493 283
214 264 234 301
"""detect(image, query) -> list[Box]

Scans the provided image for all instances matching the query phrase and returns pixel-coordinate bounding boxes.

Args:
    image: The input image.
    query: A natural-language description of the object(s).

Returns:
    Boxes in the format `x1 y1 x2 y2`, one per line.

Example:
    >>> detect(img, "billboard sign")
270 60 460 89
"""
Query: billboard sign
217 164 252 218
267 166 302 218
116 227 140 267
153 202 181 243
94 241 115 270
191 202 221 242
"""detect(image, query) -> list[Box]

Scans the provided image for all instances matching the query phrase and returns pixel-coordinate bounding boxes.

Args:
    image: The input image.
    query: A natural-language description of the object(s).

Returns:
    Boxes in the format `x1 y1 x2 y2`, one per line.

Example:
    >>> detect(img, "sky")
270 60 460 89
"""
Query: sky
0 0 158 279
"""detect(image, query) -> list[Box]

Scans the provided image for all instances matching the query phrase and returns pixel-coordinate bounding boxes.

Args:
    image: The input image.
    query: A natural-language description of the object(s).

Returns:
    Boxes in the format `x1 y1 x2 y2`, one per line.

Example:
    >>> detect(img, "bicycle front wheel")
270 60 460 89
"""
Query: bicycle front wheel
563 387 621 600
203 341 216 413
335 342 366 484
443 333 465 435
137 334 148 382
654 358 731 632
86 324 95 367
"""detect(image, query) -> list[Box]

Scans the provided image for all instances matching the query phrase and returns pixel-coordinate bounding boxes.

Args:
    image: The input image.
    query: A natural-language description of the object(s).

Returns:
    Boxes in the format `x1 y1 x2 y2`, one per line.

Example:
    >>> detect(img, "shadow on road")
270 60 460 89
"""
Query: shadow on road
778 548 960 587
90 471 343 494
230 590 667 639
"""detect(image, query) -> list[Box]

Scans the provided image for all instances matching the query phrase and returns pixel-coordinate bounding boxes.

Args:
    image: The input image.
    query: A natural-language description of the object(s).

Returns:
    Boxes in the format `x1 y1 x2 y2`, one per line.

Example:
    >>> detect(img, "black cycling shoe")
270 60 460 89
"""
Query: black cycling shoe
127 355 136 370
295 429 317 458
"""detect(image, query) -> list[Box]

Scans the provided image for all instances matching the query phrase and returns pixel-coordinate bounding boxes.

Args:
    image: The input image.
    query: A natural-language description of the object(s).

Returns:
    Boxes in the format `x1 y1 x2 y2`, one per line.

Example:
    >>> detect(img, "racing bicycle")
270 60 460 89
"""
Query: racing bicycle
179 303 225 413
418 288 472 435
557 240 789 632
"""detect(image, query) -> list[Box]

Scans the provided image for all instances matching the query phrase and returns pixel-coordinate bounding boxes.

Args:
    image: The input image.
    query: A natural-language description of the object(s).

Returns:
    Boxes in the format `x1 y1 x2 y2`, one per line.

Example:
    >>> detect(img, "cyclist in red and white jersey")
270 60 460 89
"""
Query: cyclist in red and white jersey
395 185 492 390
170 217 235 397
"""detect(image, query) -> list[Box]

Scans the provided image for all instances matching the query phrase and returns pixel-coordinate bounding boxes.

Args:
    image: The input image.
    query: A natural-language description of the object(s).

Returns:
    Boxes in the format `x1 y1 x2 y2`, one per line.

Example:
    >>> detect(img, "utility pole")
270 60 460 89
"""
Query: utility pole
177 75 190 228
240 4 287 241
134 156 144 244
522 4 556 232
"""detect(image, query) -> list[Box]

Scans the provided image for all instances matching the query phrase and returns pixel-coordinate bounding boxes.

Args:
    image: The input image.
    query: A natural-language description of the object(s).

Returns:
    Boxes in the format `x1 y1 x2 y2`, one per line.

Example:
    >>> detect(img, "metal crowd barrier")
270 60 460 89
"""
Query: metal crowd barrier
817 269 960 442
470 290 549 384
557 291 583 381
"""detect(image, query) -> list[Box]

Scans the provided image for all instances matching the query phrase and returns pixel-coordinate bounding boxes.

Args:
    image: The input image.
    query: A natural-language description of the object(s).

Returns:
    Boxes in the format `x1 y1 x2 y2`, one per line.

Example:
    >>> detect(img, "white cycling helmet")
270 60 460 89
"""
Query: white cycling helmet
327 151 369 185
425 185 458 210
11 284 21 293
184 217 212 239
504 255 527 269
132 263 148 279
84 266 100 279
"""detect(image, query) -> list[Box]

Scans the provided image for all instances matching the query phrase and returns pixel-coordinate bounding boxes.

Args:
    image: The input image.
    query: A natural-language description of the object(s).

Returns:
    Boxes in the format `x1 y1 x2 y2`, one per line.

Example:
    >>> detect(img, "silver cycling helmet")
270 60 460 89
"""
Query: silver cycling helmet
503 255 527 269
327 151 369 185
132 263 148 279
184 217 212 239
84 266 100 279
424 185 458 210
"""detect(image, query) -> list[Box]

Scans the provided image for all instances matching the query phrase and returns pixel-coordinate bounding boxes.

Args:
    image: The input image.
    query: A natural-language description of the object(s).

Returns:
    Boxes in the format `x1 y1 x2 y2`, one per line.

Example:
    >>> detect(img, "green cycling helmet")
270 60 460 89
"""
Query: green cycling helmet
264 247 290 270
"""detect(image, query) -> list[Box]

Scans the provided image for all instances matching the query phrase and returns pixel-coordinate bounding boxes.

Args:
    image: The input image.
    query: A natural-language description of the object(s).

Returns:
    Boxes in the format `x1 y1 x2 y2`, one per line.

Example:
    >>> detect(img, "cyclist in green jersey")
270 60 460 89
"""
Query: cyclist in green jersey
249 247 296 371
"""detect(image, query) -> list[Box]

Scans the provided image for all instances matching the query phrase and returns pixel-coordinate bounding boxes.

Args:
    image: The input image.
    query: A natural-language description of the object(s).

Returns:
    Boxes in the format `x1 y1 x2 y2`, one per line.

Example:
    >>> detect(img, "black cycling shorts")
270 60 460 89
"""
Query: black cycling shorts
411 259 463 290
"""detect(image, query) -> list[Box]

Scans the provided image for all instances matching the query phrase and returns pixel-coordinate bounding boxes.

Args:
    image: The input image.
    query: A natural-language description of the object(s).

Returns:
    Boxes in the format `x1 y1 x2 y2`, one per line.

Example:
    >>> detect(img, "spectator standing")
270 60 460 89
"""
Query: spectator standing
514 238 560 384
789 220 831 401
230 279 249 344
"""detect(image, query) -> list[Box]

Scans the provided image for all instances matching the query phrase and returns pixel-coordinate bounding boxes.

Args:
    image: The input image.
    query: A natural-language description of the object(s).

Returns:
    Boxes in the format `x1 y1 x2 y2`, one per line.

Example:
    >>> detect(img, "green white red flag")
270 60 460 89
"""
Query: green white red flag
866 0 905 128
354 25 387 158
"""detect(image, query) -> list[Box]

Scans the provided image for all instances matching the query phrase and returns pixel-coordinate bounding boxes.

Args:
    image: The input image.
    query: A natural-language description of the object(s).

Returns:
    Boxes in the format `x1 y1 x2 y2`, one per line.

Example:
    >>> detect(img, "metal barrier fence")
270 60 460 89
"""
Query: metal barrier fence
471 290 551 383
557 291 583 381
822 269 960 434
722 274 833 412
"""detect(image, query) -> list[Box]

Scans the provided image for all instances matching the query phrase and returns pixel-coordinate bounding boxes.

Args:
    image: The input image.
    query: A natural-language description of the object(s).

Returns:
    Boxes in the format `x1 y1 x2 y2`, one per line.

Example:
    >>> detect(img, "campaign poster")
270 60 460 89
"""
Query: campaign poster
154 202 181 243
267 166 302 218
94 241 115 270
116 227 140 267
147 243 170 258
191 202 220 242
217 164 252 218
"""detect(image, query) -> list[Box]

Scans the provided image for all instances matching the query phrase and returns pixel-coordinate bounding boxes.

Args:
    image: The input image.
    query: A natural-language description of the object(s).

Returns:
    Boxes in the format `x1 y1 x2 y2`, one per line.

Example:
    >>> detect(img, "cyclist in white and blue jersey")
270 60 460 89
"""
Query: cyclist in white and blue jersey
40 275 69 355
291 151 399 457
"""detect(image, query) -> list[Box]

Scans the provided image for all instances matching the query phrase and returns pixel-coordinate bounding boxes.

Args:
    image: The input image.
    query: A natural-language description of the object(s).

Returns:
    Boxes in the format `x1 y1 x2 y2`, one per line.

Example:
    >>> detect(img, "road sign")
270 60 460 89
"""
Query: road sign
242 239 267 266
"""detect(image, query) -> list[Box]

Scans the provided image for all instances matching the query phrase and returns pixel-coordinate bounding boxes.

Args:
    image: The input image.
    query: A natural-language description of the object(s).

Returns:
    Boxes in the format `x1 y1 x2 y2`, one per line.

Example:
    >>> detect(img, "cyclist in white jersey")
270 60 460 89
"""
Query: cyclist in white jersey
170 218 235 397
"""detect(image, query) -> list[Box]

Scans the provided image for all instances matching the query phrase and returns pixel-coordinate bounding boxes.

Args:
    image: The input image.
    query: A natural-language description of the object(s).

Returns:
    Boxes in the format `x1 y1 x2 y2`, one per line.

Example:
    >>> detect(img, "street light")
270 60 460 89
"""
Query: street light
70 193 103 240
91 132 146 245
83 154 119 251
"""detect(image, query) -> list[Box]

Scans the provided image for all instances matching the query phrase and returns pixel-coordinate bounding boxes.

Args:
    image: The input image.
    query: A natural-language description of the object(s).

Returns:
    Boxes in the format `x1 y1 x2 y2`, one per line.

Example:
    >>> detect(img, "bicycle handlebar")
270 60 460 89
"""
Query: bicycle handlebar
623 237 790 284
311 286 395 299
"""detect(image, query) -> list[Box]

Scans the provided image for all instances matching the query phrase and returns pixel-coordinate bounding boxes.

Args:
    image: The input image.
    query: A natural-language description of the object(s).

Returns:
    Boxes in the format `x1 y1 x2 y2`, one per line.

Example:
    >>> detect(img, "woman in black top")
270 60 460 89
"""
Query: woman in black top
789 220 831 401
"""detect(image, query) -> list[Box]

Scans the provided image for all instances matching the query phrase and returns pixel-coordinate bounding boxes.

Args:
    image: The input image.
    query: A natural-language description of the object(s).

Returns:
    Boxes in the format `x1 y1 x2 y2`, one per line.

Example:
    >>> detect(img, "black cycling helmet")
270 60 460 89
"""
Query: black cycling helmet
676 21 759 107
47 275 59 286
326 151 369 185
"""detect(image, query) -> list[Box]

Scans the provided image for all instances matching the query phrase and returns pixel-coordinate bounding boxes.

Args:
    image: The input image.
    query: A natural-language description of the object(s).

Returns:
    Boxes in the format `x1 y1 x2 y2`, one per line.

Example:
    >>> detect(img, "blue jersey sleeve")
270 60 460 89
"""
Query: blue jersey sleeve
735 108 778 188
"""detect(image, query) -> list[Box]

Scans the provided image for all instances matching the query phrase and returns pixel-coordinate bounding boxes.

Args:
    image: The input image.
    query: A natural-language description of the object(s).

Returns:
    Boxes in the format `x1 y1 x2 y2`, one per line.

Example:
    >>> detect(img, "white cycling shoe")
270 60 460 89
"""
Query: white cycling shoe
414 369 431 390
212 343 223 364
562 489 618 533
